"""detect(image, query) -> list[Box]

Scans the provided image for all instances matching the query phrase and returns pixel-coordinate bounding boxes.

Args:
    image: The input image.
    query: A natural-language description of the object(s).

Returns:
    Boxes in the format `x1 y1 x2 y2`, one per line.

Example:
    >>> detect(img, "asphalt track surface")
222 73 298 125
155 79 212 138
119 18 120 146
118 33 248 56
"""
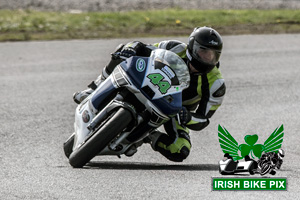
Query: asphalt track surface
0 34 300 199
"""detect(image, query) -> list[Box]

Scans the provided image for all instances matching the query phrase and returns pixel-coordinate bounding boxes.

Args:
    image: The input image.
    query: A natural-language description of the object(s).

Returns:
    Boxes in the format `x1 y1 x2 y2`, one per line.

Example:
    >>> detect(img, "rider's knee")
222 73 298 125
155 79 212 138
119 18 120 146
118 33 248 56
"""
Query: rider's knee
156 136 191 162
166 146 190 162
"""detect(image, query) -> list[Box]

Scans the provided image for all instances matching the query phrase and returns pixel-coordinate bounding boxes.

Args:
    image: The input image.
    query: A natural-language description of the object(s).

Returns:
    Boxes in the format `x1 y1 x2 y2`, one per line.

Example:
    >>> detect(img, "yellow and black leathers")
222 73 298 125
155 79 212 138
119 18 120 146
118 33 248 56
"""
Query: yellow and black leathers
151 40 225 162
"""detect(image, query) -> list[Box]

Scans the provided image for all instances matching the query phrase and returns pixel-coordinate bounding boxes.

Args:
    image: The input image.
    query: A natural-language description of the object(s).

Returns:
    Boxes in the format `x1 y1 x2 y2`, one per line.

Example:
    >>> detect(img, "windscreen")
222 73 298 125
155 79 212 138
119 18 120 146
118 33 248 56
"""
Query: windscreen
150 49 190 89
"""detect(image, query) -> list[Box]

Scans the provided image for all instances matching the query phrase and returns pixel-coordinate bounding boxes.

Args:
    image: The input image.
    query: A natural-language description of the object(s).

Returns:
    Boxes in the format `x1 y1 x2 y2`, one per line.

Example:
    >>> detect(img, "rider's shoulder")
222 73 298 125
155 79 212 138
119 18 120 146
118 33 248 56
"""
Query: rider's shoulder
207 66 224 81
206 67 225 97
154 40 187 51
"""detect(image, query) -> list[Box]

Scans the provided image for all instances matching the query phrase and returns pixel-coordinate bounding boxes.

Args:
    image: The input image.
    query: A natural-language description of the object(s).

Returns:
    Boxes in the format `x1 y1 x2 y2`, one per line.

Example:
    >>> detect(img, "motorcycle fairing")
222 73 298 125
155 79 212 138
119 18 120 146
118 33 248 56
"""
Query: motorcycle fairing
120 56 148 89
73 100 96 150
90 76 118 111
120 56 183 116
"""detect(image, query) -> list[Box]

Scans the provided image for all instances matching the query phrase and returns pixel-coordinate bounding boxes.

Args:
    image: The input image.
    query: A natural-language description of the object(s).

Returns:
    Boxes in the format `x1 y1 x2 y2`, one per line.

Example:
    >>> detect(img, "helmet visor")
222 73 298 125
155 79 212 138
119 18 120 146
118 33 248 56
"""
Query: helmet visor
192 41 221 66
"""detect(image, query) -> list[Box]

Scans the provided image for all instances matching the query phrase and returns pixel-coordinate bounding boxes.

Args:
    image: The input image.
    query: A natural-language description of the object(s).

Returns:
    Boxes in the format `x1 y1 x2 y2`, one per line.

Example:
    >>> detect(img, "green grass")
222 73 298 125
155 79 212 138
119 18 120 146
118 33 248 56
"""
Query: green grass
0 9 300 41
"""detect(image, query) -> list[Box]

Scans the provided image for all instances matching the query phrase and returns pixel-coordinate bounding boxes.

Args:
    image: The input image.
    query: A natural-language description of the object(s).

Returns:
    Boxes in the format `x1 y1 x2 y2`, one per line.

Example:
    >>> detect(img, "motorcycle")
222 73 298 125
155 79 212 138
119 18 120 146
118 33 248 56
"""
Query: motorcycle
63 49 190 168
257 150 284 175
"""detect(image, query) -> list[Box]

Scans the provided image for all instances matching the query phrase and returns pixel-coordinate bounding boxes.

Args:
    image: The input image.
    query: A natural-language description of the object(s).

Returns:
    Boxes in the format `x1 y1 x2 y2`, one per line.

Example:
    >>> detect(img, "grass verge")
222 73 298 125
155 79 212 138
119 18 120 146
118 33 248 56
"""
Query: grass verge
0 9 300 41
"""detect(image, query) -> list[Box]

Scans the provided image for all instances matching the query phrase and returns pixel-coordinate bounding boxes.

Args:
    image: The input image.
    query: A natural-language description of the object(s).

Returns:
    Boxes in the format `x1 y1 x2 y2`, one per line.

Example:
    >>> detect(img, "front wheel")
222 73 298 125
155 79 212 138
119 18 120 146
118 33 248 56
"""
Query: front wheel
260 163 271 176
69 108 133 168
63 133 75 158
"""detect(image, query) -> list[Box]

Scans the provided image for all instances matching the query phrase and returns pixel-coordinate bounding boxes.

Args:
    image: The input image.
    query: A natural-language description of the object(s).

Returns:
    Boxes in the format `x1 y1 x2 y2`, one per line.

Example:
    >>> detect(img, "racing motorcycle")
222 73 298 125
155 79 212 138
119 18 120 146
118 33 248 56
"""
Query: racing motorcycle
63 49 190 168
257 150 284 175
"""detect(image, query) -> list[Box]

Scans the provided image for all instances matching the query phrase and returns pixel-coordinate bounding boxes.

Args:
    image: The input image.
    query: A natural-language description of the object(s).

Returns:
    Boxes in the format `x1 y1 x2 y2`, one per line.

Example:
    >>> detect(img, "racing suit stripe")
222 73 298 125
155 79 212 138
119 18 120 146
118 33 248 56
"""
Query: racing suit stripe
188 116 208 123
210 105 220 111
175 121 190 134
207 67 224 89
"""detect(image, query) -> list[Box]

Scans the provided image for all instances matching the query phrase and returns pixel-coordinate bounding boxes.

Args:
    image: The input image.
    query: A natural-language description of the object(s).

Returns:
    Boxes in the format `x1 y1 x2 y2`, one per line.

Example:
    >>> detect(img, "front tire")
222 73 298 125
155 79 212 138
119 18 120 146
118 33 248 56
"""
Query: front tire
69 108 133 168
63 133 75 158
260 163 271 175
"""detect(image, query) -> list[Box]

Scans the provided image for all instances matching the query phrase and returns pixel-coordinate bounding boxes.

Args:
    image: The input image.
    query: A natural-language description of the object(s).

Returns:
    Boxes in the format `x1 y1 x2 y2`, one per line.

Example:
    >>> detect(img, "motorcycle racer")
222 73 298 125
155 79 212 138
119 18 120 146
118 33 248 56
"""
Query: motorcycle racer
73 27 226 162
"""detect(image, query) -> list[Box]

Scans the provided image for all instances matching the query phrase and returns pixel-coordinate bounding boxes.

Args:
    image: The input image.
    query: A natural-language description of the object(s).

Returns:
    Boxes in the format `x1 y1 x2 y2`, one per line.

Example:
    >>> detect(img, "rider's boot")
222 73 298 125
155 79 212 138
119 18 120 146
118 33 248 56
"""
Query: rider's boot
72 72 104 104
73 44 125 104
73 63 114 104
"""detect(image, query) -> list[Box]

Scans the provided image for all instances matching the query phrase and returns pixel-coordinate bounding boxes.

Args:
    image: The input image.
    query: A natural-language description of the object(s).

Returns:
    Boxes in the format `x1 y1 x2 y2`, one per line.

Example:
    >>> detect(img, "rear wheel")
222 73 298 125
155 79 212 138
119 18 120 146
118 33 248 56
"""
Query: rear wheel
69 108 133 168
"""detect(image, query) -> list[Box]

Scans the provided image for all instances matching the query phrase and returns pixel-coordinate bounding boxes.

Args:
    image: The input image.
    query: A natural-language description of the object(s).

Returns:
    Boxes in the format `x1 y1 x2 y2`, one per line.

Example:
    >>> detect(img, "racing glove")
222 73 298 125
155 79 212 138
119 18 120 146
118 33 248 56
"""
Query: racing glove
178 106 192 126
119 41 153 59
119 47 136 58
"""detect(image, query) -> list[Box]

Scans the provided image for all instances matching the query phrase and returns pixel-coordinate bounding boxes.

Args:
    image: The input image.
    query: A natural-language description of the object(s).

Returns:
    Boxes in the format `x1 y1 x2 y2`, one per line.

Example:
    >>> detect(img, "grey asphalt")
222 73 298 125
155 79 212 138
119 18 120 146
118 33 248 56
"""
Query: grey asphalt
0 34 299 199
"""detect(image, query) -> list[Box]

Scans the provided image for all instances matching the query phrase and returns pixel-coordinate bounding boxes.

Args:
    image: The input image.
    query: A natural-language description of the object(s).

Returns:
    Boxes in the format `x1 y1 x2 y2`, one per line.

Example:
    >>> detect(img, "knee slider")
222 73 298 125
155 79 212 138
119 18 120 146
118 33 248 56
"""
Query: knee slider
166 146 190 162
180 146 190 159
155 132 191 162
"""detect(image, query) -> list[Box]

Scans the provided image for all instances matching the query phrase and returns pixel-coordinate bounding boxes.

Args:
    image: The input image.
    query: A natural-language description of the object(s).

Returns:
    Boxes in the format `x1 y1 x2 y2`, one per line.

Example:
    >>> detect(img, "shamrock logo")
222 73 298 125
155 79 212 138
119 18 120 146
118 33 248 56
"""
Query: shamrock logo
218 125 284 161
238 135 265 159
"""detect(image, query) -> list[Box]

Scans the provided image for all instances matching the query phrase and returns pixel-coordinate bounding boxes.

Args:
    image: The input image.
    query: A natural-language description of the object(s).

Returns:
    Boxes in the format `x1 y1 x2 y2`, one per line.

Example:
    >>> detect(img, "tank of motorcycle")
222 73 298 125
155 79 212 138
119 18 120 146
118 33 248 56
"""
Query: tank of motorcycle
119 49 190 116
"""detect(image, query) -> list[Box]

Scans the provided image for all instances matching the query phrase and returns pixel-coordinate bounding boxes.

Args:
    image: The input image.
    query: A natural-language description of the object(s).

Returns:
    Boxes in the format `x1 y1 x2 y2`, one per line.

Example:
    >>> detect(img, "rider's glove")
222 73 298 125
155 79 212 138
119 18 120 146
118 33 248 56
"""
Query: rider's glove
119 47 136 59
178 107 192 126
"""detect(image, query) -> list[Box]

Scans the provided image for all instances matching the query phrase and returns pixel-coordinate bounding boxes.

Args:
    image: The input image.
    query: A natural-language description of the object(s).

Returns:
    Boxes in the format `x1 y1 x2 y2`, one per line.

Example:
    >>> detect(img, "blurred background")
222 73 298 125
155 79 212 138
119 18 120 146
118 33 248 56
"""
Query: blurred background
0 0 299 41
1 0 300 11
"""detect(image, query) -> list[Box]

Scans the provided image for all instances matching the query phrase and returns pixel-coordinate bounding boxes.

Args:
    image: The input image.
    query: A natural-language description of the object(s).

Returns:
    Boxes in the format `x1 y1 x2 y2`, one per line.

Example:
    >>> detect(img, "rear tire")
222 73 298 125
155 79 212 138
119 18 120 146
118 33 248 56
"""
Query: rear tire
69 108 133 168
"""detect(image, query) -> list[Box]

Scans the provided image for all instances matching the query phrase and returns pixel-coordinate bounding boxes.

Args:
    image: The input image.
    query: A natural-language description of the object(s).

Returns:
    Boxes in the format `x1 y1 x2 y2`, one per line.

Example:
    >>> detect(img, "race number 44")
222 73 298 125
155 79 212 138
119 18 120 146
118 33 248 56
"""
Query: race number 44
147 73 171 94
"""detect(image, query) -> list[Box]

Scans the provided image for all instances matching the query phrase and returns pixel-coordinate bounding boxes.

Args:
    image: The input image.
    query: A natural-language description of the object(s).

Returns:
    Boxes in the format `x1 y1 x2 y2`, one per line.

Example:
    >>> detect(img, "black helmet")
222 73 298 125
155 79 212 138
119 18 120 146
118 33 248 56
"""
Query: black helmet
187 27 223 74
